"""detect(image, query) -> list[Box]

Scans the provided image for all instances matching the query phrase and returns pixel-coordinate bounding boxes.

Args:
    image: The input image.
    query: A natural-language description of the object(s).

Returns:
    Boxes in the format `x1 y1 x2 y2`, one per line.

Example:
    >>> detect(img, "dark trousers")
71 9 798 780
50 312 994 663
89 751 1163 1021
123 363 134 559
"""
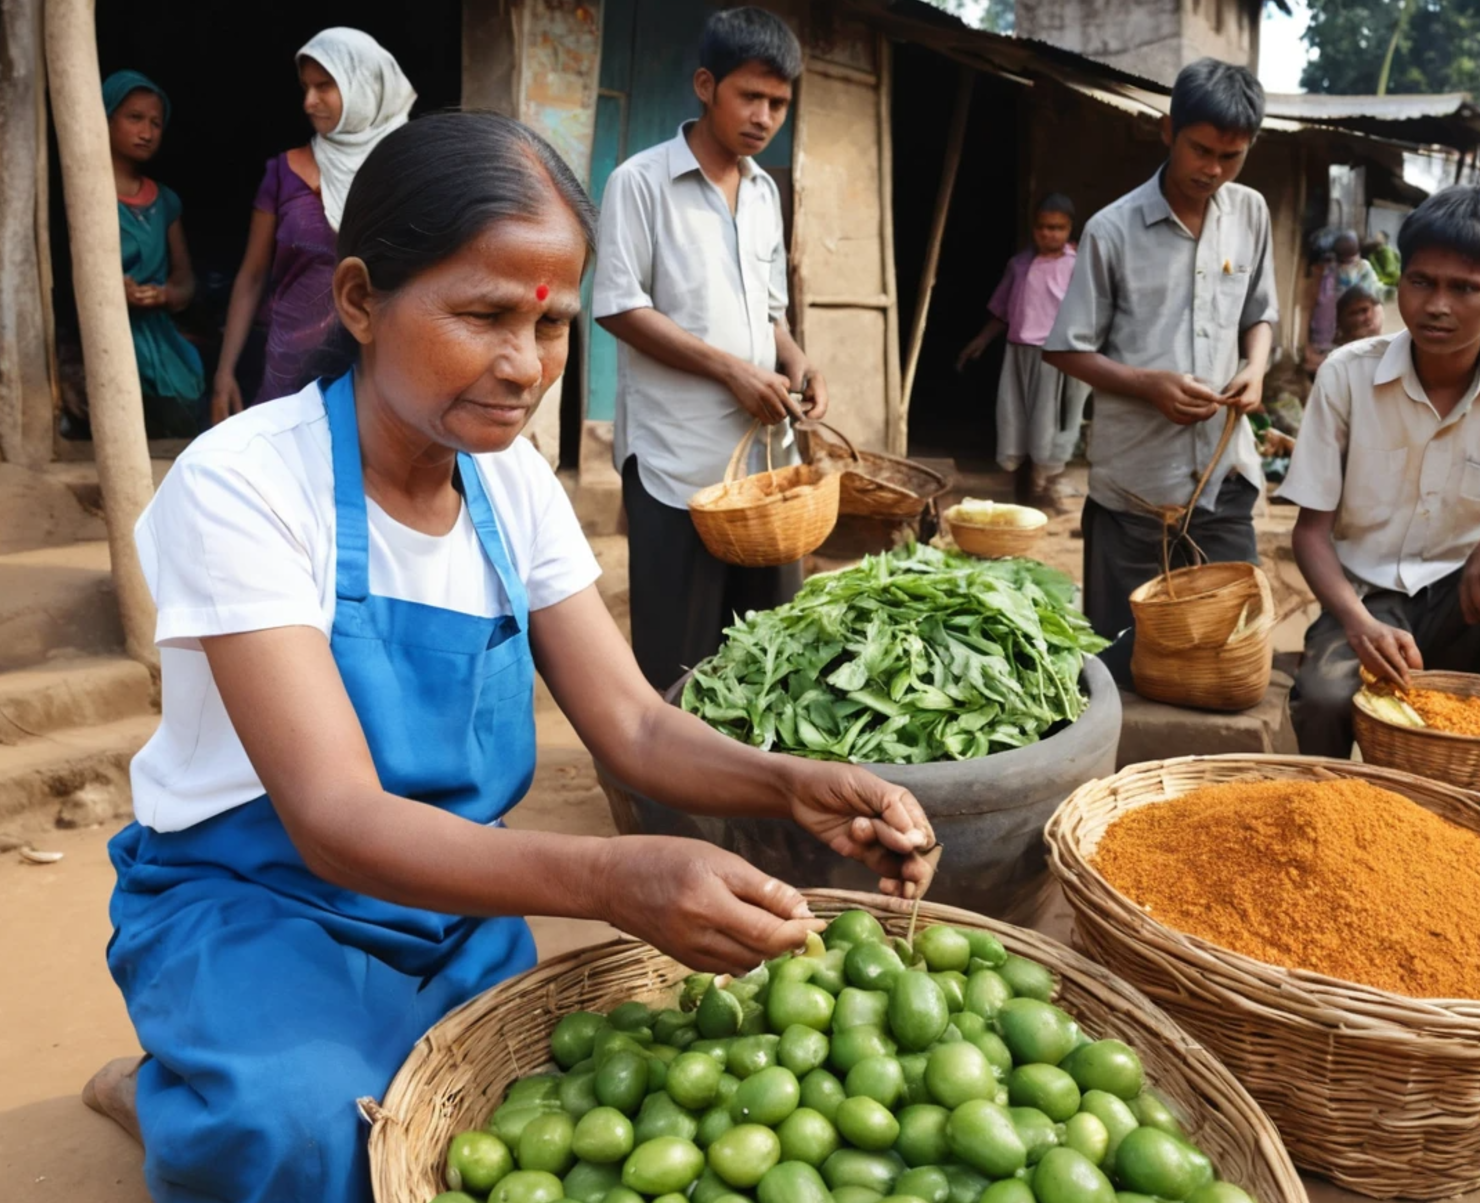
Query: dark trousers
1292 568 1480 758
623 456 803 694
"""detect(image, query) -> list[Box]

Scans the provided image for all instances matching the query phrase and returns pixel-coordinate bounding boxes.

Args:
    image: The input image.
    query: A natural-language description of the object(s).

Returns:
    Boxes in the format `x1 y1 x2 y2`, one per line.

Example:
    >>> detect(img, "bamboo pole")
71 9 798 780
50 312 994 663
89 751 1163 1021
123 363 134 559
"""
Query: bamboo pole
897 65 972 454
878 36 902 456
46 0 158 668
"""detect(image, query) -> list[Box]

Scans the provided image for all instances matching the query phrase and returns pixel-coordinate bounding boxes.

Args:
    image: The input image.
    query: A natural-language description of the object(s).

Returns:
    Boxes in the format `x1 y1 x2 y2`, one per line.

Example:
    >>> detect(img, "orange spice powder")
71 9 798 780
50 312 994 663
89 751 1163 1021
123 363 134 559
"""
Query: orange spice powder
1093 778 1480 999
1402 687 1480 737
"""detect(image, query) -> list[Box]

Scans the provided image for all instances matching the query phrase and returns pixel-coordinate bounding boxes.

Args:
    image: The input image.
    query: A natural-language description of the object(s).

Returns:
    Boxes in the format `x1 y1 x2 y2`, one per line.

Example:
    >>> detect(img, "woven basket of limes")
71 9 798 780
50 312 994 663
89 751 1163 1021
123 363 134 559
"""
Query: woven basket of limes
363 889 1303 1203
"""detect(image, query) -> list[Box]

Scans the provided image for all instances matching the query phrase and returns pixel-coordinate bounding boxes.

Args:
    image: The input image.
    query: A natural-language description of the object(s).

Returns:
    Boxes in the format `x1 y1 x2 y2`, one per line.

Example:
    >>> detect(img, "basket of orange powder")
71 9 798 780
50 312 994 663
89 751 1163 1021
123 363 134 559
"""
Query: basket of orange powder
1352 669 1480 789
1044 755 1480 1200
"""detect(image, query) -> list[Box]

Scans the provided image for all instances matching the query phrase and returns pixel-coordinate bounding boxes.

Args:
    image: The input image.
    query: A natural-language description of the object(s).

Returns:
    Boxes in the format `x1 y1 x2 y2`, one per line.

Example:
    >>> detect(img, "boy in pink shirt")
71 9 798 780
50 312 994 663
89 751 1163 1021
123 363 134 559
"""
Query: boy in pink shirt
958 194 1089 511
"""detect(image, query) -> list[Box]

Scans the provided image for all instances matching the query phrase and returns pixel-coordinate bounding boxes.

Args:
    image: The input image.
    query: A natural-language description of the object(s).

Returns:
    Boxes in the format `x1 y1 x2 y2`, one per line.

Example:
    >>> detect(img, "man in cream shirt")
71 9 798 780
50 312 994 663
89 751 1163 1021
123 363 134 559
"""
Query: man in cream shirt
595 7 826 691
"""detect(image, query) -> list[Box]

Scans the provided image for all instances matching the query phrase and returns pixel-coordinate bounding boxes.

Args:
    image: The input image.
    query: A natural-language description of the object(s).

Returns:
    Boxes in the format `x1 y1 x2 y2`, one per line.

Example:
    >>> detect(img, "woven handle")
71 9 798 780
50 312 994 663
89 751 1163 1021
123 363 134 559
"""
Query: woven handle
722 420 776 485
796 418 862 464
1161 406 1242 596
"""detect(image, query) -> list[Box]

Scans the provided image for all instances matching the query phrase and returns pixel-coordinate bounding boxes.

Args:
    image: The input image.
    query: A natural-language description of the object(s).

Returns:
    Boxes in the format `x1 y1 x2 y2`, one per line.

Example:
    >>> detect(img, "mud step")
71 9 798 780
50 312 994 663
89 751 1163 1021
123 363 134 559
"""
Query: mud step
0 542 123 671
0 657 156 746
0 713 158 828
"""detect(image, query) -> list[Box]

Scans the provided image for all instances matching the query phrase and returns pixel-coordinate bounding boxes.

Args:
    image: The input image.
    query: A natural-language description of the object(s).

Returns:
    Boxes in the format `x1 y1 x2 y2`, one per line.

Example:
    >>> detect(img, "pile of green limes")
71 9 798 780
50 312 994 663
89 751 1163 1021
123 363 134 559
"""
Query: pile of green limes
432 912 1257 1203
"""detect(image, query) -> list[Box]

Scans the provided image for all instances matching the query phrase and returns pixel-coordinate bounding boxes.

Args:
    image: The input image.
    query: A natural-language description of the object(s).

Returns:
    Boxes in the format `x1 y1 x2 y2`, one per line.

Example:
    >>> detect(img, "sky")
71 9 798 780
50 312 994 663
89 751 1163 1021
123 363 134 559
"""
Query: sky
1258 0 1312 94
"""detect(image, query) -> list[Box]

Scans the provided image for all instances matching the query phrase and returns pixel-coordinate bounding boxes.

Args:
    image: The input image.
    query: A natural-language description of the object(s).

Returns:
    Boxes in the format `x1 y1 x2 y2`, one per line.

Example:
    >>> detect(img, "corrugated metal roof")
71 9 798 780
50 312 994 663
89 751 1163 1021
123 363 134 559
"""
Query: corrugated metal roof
1265 92 1479 124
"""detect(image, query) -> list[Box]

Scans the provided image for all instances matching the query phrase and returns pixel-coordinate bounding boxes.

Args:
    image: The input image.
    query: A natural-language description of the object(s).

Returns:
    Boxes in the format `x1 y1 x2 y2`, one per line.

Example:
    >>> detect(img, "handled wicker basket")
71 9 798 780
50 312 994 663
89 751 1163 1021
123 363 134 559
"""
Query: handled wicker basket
1353 669 1480 789
1045 755 1480 1199
689 422 840 567
798 419 948 520
364 889 1305 1203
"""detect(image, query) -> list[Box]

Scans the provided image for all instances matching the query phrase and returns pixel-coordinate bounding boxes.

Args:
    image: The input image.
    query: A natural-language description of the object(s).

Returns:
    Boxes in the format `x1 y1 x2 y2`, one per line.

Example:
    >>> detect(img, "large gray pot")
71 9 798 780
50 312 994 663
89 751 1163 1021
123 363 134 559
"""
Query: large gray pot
598 655 1121 926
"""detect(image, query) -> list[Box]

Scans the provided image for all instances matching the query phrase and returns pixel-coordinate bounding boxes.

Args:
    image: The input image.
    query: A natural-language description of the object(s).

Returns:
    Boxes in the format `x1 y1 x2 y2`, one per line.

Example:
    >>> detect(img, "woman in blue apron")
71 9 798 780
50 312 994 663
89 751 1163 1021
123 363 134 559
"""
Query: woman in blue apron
88 112 936 1203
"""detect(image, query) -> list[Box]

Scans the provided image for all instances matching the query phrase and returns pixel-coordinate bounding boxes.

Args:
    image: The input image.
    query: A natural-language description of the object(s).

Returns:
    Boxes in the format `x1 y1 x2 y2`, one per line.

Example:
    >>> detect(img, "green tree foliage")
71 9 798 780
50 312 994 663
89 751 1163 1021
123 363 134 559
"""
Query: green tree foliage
1301 0 1480 96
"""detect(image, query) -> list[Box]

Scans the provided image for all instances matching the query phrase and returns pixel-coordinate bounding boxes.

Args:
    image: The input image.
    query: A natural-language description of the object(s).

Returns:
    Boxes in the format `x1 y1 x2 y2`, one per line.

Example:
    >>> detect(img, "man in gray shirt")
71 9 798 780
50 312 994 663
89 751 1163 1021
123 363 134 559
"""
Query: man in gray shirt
594 7 827 691
1044 59 1276 645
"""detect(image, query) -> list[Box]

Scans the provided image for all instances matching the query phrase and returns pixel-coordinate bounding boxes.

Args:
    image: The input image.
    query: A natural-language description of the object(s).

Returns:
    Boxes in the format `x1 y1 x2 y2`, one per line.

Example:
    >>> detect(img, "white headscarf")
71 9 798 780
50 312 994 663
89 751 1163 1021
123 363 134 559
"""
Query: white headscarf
297 28 416 231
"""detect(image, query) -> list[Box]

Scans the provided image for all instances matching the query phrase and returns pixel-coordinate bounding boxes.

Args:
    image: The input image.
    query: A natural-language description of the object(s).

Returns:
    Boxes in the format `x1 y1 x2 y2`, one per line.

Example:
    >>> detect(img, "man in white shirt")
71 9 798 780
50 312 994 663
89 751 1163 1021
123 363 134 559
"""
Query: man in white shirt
1280 185 1480 756
594 6 827 691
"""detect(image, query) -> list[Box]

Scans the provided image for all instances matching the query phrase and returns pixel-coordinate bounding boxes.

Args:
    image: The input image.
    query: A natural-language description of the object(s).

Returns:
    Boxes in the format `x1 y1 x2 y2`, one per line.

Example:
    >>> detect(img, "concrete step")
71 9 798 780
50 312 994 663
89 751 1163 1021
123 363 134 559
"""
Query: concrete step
0 542 123 671
0 713 158 828
0 656 156 746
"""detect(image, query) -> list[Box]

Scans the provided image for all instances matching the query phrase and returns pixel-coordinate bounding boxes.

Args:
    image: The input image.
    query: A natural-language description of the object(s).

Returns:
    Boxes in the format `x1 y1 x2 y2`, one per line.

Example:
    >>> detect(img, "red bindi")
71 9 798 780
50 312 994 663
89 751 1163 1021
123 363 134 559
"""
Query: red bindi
535 284 550 302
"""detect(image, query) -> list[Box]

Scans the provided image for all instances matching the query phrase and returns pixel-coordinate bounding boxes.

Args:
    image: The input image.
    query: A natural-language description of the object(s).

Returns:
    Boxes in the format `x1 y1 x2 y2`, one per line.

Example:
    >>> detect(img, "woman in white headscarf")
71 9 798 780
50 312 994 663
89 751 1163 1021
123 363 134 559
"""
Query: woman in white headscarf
209 28 415 424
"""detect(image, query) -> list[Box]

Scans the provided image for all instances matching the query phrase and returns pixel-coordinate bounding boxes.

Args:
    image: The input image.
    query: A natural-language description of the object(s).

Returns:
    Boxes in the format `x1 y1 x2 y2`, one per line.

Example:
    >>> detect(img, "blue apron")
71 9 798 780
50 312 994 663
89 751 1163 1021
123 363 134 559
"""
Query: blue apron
107 373 539 1202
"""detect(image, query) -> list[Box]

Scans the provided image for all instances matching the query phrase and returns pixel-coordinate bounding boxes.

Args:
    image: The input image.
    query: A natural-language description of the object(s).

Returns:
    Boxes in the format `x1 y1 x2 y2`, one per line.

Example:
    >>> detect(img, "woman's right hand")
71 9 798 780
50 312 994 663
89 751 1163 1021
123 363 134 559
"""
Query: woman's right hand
956 331 989 373
593 835 824 974
210 374 244 426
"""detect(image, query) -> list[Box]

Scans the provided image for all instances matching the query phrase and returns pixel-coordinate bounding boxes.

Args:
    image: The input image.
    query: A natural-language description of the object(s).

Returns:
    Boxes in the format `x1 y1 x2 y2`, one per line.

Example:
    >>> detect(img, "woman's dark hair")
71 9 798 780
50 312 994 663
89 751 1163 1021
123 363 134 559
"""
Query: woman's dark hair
1169 58 1264 138
1337 284 1380 319
1397 185 1480 267
700 7 802 85
1036 193 1076 221
305 111 598 386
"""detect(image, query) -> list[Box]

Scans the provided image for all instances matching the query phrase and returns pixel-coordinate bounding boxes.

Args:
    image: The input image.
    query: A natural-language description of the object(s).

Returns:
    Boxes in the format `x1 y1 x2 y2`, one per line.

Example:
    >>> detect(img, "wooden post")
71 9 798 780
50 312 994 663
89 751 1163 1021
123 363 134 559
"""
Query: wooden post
878 36 903 456
46 0 158 668
897 65 972 455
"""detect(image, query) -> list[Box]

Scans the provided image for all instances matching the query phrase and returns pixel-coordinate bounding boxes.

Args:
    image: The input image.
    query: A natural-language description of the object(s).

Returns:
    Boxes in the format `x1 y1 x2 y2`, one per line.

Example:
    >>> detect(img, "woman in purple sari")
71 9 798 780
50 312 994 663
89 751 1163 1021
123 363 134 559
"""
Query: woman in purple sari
210 28 414 424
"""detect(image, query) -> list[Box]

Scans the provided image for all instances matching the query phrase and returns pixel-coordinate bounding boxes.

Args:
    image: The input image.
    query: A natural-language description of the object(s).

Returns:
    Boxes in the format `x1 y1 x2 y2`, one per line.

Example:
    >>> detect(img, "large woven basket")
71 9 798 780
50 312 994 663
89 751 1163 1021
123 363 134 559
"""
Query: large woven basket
1353 669 1480 789
946 511 1047 560
364 889 1305 1203
1129 562 1273 711
1045 755 1480 1199
799 420 948 520
690 422 840 567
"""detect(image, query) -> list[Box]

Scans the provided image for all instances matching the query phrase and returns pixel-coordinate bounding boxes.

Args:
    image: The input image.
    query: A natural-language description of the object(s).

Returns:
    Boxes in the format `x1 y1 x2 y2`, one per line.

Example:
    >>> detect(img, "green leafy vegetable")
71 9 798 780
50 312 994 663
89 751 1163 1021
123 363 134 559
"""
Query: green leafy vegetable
681 545 1108 764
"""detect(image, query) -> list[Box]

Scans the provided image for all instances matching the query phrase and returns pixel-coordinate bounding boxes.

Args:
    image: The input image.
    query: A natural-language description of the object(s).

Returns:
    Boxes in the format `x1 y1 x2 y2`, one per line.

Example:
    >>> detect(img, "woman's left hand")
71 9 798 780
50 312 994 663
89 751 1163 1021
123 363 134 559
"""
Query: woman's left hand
788 763 937 899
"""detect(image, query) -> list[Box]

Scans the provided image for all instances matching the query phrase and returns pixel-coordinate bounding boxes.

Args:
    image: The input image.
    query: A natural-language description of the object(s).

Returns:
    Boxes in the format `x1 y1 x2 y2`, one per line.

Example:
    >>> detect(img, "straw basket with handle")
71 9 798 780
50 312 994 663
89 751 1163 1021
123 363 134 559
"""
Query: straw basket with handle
945 502 1048 560
1353 668 1480 789
797 419 948 520
1128 409 1273 710
1045 754 1480 1199
363 889 1306 1203
689 420 840 567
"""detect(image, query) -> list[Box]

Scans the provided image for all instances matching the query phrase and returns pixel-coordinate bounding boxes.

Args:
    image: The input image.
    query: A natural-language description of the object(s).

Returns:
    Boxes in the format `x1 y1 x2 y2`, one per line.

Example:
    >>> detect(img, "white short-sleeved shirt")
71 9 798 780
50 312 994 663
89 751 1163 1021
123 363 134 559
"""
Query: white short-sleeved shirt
593 122 794 509
130 383 601 832
1278 331 1480 596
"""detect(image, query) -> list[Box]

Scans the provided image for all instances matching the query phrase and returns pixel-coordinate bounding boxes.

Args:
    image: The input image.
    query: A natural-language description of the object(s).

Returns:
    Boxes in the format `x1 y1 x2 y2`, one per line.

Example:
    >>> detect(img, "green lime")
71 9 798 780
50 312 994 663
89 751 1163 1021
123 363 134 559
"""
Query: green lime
447 1130 515 1194
799 1068 846 1123
690 1168 732 1203
889 973 950 1052
996 999 1080 1067
648 1044 680 1064
829 1025 898 1074
559 1071 600 1121
489 1100 564 1146
654 1009 697 1047
692 1039 733 1066
891 937 923 968
1116 1195 1162 1203
432 1193 480 1203
834 987 891 1032
564 1161 624 1203
845 1055 905 1108
728 1034 782 1080
893 1103 950 1167
937 1022 963 1045
709 1122 783 1188
963 970 1014 1020
696 1104 735 1149
634 1092 700 1144
1008 1064 1082 1123
1079 1091 1140 1172
593 1029 651 1065
653 1193 690 1203
715 1073 742 1106
980 1181 1035 1203
730 1066 801 1126
924 1040 994 1108
821 1149 906 1194
490 1170 566 1203
572 1108 635 1165
1034 1148 1115 1203
1064 1111 1110 1166
647 1056 670 1094
608 1001 653 1032
1061 1041 1145 1101
594 1051 648 1115
518 1112 576 1176
960 927 1007 967
930 972 967 1013
508 1075 562 1105
845 942 907 992
668 1051 725 1110
939 1162 989 1203
945 1099 1026 1178
1007 1105 1060 1164
773 958 816 987
1186 1185 1256 1203
916 925 972 972
997 955 1056 1002
836 1096 900 1150
776 1107 839 1167
951 1011 987 1042
769 981 836 1033
812 948 848 996
833 1189 884 1203
897 1052 931 1106
622 1137 706 1195
895 1166 949 1203
1127 1091 1186 1139
1175 1139 1215 1191
778 1024 830 1076
698 986 746 1040
740 999 768 1037
825 909 887 950
759 1160 833 1203
878 1195 930 1203
1113 1128 1196 1200
553 1013 610 1070
969 1031 1014 1082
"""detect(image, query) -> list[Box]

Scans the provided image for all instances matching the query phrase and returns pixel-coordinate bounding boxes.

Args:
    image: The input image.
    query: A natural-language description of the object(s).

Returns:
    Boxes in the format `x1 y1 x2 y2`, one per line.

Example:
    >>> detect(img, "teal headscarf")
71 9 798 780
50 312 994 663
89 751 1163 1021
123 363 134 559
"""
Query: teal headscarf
102 70 171 125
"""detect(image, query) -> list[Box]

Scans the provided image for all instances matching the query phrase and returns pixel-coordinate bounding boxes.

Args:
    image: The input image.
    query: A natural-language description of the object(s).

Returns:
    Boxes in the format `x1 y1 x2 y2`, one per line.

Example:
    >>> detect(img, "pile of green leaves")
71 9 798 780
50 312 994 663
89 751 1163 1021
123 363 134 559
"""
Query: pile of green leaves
681 544 1108 764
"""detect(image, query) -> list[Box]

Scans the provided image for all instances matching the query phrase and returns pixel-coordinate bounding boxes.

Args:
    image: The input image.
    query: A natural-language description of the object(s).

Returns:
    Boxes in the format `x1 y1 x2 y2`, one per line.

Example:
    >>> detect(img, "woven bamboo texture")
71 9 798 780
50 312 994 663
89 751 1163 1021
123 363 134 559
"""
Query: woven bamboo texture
1129 563 1273 711
947 514 1046 560
799 420 948 520
690 422 840 567
1354 670 1480 790
1044 755 1480 1198
365 889 1305 1203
